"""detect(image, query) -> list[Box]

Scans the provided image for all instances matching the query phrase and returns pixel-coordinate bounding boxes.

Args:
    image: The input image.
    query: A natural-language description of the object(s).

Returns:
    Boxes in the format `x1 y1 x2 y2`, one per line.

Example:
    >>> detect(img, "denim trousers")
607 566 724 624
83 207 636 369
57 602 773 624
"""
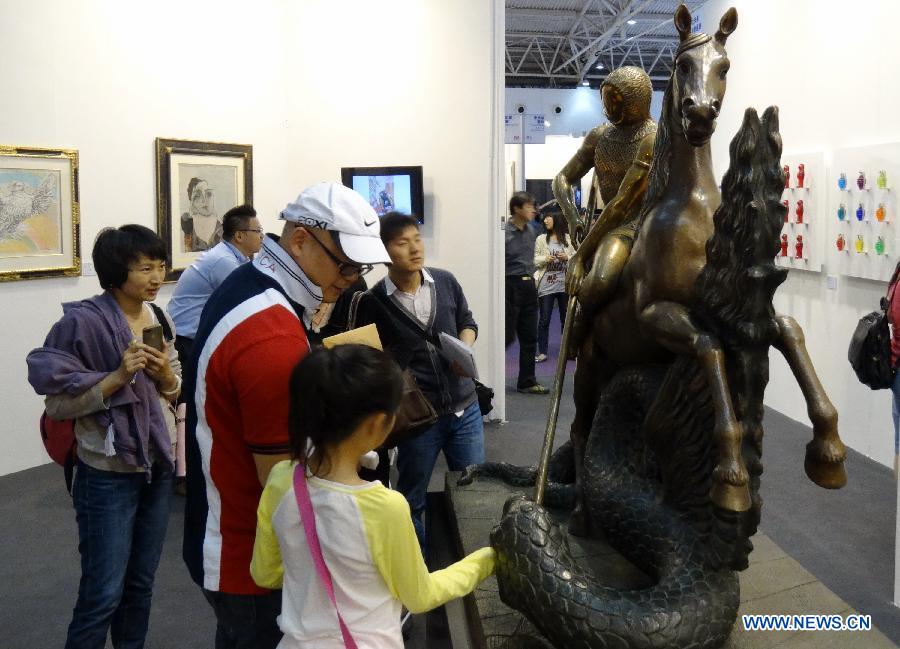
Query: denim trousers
397 401 485 549
66 461 173 649
202 589 283 649
537 292 568 355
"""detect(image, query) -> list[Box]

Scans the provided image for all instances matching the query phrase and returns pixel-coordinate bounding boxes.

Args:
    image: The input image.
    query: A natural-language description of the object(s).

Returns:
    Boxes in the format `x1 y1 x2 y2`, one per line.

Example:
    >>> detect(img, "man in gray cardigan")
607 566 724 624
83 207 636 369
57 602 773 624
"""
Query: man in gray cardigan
354 212 483 551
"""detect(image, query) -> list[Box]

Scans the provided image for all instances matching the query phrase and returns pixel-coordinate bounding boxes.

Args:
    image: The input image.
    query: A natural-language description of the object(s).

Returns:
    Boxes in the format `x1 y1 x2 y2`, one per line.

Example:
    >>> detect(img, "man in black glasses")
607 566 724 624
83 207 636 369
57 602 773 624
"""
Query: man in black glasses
182 182 390 649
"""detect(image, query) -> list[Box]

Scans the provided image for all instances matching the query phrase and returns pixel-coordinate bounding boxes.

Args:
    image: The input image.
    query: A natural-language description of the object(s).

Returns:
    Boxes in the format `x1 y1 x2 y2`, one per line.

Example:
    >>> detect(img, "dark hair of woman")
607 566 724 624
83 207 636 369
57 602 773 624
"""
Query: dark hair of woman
543 212 569 246
92 224 168 290
288 344 404 474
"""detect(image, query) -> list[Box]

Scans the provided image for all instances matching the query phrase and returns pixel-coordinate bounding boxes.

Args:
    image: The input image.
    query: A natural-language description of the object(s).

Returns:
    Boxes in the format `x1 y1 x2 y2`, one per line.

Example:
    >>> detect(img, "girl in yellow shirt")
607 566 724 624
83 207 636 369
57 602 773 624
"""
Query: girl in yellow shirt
251 344 495 648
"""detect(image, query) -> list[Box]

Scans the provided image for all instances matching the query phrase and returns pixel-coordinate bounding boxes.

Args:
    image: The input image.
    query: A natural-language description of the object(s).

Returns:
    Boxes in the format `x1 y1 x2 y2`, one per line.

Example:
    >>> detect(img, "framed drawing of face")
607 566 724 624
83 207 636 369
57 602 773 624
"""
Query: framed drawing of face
155 138 253 281
0 146 80 282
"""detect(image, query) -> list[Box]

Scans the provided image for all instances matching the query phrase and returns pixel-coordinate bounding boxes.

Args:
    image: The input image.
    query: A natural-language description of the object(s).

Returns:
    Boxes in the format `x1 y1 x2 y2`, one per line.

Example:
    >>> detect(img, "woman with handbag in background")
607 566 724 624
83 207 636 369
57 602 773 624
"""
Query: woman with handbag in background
887 260 900 476
533 212 576 363
350 213 484 553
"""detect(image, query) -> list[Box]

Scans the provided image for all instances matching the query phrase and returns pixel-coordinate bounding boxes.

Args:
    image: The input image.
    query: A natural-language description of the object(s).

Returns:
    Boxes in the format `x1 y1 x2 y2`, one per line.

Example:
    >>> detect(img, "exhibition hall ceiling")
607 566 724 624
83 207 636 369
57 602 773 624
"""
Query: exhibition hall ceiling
506 0 708 89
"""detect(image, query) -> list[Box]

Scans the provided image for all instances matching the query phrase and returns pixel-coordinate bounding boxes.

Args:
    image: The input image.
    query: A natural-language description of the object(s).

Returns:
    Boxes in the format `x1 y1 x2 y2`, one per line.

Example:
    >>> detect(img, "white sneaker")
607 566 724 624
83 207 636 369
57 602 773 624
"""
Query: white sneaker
535 353 548 363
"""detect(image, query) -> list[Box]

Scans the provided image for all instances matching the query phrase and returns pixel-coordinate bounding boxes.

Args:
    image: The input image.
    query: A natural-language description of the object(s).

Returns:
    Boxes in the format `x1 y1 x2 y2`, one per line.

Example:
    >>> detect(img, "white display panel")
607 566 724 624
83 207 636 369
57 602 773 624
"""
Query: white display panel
776 152 825 273
827 143 900 282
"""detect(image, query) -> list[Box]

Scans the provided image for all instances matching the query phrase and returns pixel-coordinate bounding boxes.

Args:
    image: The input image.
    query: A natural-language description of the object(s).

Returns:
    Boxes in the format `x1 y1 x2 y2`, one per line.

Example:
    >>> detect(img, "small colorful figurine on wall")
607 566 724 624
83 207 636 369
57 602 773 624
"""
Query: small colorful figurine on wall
795 234 804 259
855 234 865 254
856 203 865 221
795 199 804 223
836 234 845 251
838 172 847 191
857 171 866 190
783 164 790 189
877 169 888 190
780 233 789 257
875 236 886 256
876 203 886 222
797 163 805 189
837 203 847 221
782 199 789 222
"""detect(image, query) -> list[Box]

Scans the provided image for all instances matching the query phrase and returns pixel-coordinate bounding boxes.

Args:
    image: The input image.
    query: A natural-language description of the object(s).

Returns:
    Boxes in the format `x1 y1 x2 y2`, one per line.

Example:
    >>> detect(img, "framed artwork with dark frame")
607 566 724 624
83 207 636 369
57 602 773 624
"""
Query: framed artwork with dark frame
0 145 80 282
155 137 252 281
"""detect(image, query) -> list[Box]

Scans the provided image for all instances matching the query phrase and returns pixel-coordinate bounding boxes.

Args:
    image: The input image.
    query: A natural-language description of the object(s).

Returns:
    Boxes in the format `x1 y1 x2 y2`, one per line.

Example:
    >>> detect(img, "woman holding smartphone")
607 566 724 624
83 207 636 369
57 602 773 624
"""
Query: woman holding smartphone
27 224 180 649
533 212 576 363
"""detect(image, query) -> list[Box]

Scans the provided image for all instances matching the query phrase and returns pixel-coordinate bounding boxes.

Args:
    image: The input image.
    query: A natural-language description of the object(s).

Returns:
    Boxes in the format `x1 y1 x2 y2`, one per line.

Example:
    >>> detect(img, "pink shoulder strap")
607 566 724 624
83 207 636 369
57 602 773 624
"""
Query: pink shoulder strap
293 464 358 649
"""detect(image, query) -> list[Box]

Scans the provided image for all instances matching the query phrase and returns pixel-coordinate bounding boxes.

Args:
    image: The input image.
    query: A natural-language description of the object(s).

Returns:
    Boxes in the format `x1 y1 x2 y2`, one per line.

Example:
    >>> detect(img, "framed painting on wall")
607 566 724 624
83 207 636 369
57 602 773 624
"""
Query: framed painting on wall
155 137 252 281
0 146 80 282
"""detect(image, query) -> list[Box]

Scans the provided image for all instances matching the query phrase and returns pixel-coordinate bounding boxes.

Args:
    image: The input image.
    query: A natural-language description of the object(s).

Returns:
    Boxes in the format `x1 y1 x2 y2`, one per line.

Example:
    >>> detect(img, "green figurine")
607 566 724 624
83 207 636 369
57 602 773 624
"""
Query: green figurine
877 170 888 190
875 236 886 256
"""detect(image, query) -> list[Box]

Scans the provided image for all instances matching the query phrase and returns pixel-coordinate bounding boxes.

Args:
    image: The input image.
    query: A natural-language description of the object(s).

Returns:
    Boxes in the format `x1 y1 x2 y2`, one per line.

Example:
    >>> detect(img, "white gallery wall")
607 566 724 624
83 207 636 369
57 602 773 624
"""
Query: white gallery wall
506 86 664 137
0 0 503 476
697 0 900 467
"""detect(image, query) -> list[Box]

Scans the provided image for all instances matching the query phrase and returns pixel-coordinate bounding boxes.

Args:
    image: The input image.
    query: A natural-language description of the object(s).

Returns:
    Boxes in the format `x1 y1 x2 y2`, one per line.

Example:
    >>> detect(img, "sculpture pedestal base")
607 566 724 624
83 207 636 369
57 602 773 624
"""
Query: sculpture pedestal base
445 472 893 649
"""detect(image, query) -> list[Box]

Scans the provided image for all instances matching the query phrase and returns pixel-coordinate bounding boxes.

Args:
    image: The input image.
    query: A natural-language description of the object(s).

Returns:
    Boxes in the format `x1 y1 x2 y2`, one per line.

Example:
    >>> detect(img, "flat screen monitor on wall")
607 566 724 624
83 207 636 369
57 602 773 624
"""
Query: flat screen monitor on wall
340 165 425 223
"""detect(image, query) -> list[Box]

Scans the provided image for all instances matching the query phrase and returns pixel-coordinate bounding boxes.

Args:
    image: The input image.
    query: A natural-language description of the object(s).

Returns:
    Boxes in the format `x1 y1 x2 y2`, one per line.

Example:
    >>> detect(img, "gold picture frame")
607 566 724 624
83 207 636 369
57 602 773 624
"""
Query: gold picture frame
0 146 80 282
155 137 253 281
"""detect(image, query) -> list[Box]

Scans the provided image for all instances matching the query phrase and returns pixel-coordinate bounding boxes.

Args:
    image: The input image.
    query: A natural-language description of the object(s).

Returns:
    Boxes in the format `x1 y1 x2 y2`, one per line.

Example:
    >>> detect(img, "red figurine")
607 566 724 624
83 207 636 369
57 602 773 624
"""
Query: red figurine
836 234 845 251
782 199 789 222
780 233 789 257
795 199 804 223
795 234 804 259
797 163 805 188
783 164 790 189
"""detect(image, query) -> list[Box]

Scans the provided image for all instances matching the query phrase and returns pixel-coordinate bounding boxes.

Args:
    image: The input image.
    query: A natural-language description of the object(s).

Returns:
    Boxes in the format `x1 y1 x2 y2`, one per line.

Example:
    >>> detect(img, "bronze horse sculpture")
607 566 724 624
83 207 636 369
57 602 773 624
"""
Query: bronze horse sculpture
565 4 845 529
461 5 848 647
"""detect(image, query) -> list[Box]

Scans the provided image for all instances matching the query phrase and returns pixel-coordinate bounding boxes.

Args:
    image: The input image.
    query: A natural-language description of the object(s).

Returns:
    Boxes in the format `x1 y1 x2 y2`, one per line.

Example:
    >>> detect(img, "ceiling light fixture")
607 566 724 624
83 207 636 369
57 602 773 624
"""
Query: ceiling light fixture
596 63 604 69
627 19 636 25
581 80 590 87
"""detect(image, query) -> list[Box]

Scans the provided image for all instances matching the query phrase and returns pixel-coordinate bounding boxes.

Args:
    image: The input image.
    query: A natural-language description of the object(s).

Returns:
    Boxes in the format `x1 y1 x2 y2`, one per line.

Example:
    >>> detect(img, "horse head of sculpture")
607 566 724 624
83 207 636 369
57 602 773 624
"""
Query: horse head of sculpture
671 4 738 147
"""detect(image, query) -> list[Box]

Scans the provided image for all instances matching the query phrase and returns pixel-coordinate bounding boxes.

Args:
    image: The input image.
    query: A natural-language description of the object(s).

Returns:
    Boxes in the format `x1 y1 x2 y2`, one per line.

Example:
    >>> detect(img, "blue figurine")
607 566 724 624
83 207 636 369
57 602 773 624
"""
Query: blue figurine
856 203 865 221
837 204 846 221
838 172 847 191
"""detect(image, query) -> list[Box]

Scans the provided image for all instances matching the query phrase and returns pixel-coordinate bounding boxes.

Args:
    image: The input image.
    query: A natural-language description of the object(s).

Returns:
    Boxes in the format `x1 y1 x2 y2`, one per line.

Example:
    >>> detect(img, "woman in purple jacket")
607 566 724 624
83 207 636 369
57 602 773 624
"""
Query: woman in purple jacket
27 225 180 649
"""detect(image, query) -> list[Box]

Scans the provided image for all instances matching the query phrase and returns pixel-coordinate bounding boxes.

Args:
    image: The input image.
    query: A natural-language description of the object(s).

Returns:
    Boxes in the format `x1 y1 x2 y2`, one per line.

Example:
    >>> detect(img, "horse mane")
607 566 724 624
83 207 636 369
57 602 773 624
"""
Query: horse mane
644 106 788 571
693 106 787 348
635 80 674 235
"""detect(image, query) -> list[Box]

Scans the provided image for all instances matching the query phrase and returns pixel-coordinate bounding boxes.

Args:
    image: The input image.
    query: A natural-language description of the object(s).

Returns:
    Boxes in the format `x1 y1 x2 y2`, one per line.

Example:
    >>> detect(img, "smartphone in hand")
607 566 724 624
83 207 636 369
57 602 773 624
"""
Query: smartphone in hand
142 324 164 352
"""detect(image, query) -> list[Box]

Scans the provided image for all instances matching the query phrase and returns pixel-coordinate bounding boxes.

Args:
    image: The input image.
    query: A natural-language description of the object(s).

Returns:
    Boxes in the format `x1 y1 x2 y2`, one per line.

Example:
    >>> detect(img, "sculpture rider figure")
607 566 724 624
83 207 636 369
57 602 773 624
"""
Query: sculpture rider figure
551 66 657 533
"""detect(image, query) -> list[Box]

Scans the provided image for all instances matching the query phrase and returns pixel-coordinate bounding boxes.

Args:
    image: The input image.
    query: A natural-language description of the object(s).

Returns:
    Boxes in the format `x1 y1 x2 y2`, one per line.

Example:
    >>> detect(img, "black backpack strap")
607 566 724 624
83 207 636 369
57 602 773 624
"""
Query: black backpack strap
149 303 174 342
347 291 366 331
369 288 442 348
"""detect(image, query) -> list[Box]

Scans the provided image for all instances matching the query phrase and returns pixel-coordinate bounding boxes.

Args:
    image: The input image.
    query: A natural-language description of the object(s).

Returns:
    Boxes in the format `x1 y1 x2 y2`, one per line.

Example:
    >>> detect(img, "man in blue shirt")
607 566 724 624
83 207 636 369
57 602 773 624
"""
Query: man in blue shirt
167 204 264 367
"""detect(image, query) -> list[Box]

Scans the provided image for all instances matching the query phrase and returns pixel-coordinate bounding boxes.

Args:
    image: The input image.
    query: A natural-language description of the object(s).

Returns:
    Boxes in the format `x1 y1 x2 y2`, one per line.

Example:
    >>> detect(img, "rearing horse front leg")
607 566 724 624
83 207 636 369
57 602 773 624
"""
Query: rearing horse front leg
773 315 847 488
640 300 751 512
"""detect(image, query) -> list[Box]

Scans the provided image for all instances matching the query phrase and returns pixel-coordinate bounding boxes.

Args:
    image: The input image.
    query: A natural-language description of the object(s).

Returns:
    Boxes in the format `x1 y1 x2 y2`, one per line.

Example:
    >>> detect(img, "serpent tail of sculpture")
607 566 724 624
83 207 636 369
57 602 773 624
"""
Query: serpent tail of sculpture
490 106 787 649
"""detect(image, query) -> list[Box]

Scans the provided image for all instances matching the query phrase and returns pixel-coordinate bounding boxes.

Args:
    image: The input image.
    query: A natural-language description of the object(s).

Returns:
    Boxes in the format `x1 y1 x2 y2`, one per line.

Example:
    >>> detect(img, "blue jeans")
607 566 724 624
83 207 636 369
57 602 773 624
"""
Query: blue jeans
66 461 173 649
538 292 568 355
396 401 485 549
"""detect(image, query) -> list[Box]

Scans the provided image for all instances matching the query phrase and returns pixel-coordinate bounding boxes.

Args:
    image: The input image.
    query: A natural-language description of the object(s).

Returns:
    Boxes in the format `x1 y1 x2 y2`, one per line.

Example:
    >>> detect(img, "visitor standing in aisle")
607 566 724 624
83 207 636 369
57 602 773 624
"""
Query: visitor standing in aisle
27 225 180 649
182 182 390 649
505 191 548 393
533 211 576 363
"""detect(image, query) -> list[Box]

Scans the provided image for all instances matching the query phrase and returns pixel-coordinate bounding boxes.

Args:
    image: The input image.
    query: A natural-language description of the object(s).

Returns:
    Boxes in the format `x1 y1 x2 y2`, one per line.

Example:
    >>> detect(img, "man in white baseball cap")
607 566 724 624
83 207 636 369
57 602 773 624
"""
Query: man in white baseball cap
183 181 390 649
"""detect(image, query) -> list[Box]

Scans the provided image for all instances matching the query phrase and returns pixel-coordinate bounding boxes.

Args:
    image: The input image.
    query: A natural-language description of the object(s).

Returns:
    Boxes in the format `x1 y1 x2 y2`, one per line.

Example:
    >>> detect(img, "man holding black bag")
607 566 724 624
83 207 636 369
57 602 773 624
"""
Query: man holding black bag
352 212 484 551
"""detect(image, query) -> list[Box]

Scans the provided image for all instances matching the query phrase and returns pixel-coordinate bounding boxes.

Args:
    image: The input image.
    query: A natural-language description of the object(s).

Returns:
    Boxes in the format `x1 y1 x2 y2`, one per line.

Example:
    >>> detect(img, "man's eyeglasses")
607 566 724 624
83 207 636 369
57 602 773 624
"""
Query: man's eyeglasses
307 232 373 278
237 228 265 235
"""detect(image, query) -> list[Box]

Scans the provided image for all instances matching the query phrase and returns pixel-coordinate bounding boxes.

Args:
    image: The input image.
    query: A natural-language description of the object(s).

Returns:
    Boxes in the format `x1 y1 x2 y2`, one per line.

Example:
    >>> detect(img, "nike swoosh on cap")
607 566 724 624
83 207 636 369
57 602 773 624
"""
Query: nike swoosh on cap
364 219 376 227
